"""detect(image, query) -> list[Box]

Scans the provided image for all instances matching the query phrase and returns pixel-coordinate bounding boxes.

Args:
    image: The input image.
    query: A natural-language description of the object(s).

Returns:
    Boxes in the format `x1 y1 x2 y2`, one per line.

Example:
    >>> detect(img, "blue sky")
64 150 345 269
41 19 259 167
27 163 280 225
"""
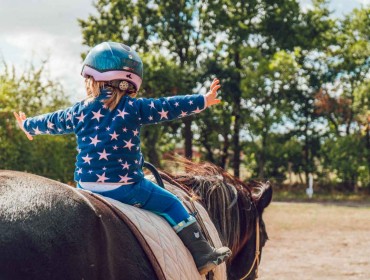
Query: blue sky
0 0 368 103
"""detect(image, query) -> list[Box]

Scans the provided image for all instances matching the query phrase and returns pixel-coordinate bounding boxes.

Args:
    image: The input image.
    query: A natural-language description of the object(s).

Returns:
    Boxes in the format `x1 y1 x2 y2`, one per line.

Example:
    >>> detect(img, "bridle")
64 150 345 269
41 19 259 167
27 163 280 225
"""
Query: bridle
158 172 262 279
191 193 261 280
188 182 262 280
240 216 261 280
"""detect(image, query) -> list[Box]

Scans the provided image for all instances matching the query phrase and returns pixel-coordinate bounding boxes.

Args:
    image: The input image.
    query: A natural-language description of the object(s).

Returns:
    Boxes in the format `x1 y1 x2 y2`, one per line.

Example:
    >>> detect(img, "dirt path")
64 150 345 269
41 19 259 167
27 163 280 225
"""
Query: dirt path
258 202 370 280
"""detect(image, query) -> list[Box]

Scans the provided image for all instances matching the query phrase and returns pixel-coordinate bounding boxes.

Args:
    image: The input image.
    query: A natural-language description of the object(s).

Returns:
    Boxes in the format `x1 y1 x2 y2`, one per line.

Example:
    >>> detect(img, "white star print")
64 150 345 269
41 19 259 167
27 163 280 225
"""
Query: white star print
180 111 188 117
98 149 111 160
118 159 123 163
128 100 134 106
149 101 155 108
121 161 131 170
189 100 193 105
97 172 109 183
76 112 85 123
110 131 119 140
46 130 50 134
66 113 73 121
89 135 101 146
158 109 169 119
94 126 99 130
82 154 93 164
113 145 118 150
82 137 86 141
148 115 153 121
174 102 179 107
47 121 54 129
88 170 93 174
123 127 128 132
117 109 129 119
132 129 139 136
119 174 132 183
33 127 42 135
77 168 82 174
91 109 104 122
123 138 135 150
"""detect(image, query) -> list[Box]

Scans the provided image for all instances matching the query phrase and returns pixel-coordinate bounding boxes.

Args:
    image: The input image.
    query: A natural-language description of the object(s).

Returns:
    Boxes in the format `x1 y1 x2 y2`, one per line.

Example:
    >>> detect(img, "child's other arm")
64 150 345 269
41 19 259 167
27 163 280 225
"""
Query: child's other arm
135 78 221 125
15 105 77 137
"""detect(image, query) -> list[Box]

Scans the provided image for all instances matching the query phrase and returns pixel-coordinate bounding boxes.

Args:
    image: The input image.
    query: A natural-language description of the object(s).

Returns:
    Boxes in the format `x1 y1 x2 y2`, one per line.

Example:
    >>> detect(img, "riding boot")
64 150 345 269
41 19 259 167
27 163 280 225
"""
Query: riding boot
176 221 232 275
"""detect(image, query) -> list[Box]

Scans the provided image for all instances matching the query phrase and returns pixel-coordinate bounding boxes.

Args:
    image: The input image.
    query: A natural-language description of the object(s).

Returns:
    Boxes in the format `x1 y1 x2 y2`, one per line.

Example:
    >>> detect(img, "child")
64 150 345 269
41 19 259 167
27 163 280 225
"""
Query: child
14 42 231 274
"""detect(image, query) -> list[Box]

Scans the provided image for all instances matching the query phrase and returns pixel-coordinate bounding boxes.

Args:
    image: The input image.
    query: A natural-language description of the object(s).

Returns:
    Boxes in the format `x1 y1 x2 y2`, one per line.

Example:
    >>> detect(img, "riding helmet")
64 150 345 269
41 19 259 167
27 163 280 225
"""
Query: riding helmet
81 42 143 92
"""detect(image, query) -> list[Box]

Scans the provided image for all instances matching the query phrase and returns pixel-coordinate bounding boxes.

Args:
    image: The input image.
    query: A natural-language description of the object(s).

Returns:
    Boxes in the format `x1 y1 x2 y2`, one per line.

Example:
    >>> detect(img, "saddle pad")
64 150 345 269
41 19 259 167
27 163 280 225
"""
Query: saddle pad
95 176 227 280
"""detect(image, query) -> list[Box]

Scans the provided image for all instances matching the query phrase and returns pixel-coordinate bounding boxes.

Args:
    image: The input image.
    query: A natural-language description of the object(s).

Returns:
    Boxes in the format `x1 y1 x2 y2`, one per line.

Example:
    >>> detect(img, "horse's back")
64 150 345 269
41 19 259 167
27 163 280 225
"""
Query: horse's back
0 171 157 280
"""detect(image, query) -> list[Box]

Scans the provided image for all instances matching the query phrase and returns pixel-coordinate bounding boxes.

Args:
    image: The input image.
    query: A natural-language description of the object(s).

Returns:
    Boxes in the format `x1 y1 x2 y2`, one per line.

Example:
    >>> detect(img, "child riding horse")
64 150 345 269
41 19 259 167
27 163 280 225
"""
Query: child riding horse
14 42 231 275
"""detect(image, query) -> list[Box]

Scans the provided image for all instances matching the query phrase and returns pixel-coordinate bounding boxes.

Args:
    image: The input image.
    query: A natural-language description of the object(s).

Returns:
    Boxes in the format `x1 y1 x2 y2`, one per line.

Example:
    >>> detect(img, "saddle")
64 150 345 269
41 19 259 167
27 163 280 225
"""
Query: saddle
79 175 227 280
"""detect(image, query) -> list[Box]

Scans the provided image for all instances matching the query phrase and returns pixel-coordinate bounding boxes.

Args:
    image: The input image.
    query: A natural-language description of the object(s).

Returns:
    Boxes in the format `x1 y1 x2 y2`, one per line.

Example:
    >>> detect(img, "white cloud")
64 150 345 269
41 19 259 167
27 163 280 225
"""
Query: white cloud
1 31 87 102
357 0 370 5
0 0 95 36
0 0 96 102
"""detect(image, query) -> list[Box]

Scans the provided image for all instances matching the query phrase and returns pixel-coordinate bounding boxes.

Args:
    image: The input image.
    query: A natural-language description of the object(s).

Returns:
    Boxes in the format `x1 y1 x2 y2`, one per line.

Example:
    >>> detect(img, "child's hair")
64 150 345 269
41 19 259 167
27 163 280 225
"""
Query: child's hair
84 76 137 110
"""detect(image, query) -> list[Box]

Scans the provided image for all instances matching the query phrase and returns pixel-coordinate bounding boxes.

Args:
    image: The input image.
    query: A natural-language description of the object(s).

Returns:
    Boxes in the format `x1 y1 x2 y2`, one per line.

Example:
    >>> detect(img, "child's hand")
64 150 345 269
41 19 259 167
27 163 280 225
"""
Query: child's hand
205 78 221 107
13 111 33 140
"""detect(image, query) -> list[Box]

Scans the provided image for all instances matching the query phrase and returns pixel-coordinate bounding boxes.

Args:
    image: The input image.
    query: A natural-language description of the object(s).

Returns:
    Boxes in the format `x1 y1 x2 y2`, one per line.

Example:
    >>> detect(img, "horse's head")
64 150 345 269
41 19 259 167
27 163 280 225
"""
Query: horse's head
163 158 272 280
227 180 272 280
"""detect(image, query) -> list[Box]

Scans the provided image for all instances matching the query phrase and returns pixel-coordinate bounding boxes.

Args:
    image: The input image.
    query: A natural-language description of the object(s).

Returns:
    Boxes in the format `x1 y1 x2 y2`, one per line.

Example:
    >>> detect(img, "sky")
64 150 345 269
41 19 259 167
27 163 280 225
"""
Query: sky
0 0 369 103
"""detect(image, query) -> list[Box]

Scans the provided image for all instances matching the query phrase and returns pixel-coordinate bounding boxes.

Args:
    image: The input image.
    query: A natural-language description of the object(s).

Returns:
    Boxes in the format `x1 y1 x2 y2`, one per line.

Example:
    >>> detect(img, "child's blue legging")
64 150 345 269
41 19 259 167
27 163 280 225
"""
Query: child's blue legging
77 178 192 227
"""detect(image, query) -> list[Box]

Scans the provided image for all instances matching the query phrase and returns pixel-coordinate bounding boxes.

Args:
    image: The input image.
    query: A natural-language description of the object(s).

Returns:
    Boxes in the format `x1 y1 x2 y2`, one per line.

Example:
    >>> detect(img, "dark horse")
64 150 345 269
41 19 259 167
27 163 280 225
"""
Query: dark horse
0 159 272 280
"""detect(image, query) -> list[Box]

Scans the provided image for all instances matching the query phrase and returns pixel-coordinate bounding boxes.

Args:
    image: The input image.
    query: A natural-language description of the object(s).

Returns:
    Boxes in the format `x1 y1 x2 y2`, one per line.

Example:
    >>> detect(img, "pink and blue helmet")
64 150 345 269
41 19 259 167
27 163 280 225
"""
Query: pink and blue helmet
81 42 143 92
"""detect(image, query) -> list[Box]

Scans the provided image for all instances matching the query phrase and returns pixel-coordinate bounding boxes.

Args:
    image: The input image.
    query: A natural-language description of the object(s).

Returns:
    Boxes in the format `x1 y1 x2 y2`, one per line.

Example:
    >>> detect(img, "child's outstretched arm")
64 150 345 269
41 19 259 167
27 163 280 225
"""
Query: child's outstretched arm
135 78 221 126
13 104 78 139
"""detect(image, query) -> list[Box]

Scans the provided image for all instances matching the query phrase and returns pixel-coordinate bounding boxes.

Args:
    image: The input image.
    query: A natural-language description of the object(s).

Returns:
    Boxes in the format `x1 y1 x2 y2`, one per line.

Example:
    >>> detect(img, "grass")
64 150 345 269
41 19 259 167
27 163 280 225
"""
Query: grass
272 187 370 204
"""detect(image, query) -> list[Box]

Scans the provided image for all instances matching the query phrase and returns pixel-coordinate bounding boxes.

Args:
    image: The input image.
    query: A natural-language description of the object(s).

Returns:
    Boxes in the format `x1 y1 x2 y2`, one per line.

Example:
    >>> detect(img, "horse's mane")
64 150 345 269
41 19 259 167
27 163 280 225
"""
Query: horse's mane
161 157 269 257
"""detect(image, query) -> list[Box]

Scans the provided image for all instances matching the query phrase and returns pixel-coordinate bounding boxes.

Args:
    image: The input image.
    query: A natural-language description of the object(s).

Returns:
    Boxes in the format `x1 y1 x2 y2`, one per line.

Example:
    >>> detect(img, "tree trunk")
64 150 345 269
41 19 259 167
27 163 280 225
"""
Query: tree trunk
183 117 193 159
220 131 230 169
200 125 215 163
258 129 268 179
232 50 242 178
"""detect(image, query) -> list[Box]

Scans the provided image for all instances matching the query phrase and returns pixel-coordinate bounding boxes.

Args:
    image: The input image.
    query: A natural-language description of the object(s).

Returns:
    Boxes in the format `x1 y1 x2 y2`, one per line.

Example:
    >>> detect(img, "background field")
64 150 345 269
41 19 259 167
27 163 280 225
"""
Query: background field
259 202 370 280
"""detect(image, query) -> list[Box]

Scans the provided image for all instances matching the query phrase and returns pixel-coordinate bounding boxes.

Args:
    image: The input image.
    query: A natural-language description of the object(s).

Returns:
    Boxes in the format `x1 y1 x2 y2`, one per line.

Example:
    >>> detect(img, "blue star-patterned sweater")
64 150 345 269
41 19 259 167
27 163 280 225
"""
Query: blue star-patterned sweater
23 90 207 184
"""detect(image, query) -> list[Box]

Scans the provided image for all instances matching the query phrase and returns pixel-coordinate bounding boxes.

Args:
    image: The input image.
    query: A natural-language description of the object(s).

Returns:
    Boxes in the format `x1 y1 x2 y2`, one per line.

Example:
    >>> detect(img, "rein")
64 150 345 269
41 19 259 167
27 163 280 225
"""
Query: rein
240 217 260 280
159 171 262 280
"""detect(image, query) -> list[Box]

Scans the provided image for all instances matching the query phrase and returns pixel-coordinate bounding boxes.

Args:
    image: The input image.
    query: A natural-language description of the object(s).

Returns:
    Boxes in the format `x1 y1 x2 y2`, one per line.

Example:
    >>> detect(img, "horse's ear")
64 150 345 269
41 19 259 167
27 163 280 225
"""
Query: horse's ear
257 182 273 215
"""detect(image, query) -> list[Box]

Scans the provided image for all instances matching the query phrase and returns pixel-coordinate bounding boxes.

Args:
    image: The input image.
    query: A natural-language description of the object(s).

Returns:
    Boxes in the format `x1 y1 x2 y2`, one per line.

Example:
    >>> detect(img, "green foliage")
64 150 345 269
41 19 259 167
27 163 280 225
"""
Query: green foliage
0 62 76 183
76 0 370 191
321 135 369 188
1 0 368 193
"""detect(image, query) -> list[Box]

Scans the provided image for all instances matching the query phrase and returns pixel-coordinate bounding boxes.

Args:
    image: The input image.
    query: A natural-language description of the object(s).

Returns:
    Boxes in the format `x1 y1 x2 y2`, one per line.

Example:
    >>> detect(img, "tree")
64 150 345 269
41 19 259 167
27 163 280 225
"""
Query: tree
315 7 370 190
0 61 76 183
79 0 207 159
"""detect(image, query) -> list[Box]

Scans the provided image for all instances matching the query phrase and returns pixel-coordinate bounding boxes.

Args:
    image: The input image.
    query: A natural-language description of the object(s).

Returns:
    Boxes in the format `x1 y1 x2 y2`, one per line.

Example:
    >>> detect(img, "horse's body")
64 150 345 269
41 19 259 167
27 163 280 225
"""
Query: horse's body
0 161 272 280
